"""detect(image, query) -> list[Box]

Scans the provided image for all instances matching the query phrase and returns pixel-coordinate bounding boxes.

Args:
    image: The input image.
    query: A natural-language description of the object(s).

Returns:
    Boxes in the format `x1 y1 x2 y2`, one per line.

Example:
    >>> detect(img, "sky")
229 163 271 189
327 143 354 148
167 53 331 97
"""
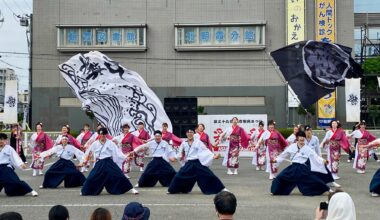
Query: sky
0 0 380 93
355 0 380 13
0 0 32 92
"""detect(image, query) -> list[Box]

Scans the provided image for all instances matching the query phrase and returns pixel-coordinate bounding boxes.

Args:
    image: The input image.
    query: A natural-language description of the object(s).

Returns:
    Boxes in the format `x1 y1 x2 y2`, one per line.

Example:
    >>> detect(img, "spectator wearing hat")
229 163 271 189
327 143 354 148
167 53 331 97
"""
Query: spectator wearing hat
38 135 86 189
0 133 38 197
121 202 150 220
79 128 138 195
132 130 177 188
214 191 237 220
168 129 227 194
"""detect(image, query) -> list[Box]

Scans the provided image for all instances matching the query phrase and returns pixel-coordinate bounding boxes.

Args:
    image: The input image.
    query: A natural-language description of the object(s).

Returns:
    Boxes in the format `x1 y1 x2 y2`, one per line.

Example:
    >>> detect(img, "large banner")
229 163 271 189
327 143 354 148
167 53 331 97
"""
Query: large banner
59 51 172 136
317 92 336 127
198 114 267 157
3 80 18 124
316 0 336 127
345 78 361 122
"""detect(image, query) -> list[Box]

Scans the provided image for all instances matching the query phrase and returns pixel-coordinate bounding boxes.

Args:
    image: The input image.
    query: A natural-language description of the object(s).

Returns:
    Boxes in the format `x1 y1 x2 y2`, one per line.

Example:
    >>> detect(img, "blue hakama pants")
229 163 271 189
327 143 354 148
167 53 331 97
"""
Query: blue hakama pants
81 158 133 196
312 164 334 184
138 157 176 187
168 159 225 195
42 158 86 188
271 162 329 196
0 164 32 196
370 168 380 194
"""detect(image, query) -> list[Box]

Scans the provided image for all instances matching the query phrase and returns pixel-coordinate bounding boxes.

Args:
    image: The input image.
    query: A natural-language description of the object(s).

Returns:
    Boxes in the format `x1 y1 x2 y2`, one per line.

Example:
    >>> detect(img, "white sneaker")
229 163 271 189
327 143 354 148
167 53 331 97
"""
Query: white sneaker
31 190 38 197
32 170 37 177
139 167 144 172
347 159 351 163
357 170 365 174
371 192 379 197
134 183 139 188
255 167 260 171
233 169 238 175
38 170 43 176
125 174 131 179
332 174 340 180
222 188 230 192
269 173 276 180
39 185 44 189
328 182 341 188
227 169 233 175
329 189 335 193
131 188 139 194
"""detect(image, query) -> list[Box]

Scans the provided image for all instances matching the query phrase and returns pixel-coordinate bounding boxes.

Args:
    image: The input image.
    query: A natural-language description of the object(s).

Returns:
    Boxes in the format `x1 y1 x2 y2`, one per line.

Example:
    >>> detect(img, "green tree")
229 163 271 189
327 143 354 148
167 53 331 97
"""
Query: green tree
362 56 380 91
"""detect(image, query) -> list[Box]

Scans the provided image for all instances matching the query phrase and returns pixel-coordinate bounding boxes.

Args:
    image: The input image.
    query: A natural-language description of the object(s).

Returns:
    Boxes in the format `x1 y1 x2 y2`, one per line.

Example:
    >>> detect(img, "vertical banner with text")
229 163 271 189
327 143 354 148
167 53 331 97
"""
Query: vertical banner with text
3 80 18 124
316 0 336 127
286 0 306 108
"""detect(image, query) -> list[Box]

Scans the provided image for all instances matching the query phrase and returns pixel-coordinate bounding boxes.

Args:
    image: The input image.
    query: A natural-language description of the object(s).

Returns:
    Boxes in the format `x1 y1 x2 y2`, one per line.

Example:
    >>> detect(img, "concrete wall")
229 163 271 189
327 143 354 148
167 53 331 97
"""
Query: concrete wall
32 0 354 131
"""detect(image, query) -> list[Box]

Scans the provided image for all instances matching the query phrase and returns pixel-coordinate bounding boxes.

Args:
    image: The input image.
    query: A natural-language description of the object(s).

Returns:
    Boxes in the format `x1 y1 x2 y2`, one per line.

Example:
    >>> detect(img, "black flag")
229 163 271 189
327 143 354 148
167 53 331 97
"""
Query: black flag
270 40 363 108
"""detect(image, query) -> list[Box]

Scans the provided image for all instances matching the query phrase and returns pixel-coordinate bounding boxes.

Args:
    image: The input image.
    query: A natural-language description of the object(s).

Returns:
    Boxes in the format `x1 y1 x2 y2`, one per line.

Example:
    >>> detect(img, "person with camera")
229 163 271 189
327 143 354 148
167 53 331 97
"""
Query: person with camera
315 190 356 220
270 131 331 196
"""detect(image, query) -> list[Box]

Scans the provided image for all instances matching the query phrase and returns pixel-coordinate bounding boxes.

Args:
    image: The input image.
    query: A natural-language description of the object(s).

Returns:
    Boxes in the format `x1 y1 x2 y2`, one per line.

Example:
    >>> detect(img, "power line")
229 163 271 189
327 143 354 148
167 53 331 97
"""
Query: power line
22 0 32 11
1 0 18 16
0 59 28 70
11 0 27 15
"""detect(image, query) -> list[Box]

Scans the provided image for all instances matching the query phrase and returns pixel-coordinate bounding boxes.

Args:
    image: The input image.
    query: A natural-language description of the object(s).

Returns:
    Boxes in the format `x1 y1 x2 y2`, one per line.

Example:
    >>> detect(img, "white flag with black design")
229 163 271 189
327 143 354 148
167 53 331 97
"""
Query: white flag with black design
3 80 18 124
345 78 361 122
59 51 172 136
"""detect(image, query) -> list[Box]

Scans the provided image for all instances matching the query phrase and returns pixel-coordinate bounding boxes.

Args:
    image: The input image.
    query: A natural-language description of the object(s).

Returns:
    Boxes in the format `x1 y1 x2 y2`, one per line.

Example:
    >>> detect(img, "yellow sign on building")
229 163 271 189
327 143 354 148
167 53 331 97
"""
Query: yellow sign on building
316 0 336 127
286 0 305 44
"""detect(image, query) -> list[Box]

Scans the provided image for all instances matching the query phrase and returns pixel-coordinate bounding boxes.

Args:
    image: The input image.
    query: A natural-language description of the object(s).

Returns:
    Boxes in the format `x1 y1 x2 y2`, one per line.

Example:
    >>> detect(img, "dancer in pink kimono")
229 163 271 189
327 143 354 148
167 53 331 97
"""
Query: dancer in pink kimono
320 120 350 180
113 123 143 178
251 121 266 171
161 122 182 151
29 122 54 176
194 123 214 152
220 117 249 175
132 122 151 172
256 120 287 180
347 121 377 174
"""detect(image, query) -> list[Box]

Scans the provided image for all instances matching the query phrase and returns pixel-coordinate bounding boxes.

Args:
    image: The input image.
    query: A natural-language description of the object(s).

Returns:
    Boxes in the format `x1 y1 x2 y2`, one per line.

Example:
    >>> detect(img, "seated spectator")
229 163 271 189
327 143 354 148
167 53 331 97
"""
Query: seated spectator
121 202 150 220
214 191 237 220
0 212 23 220
49 205 69 220
90 208 112 220
315 191 356 220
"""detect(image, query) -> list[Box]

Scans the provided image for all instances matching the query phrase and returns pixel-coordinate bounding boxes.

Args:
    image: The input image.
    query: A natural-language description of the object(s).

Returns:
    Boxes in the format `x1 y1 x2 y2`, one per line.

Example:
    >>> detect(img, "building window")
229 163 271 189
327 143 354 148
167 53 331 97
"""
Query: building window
57 25 147 51
175 23 265 51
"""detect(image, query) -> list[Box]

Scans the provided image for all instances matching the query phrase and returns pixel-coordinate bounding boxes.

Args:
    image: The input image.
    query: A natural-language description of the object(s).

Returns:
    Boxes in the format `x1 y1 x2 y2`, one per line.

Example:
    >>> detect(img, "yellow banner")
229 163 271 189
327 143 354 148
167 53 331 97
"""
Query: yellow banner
315 0 335 42
286 0 305 44
318 92 336 126
316 0 336 126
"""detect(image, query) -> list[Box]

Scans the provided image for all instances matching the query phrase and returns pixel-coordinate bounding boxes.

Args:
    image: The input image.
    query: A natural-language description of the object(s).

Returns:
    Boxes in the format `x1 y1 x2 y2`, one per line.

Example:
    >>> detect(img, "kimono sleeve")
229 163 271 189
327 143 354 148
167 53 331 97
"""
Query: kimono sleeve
309 150 328 174
9 147 24 168
197 142 214 167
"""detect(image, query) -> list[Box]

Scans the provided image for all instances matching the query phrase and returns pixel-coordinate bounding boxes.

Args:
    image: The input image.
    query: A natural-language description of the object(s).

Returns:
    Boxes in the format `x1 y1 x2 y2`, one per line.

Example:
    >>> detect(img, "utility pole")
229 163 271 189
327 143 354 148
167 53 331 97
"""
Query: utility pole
19 14 32 129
